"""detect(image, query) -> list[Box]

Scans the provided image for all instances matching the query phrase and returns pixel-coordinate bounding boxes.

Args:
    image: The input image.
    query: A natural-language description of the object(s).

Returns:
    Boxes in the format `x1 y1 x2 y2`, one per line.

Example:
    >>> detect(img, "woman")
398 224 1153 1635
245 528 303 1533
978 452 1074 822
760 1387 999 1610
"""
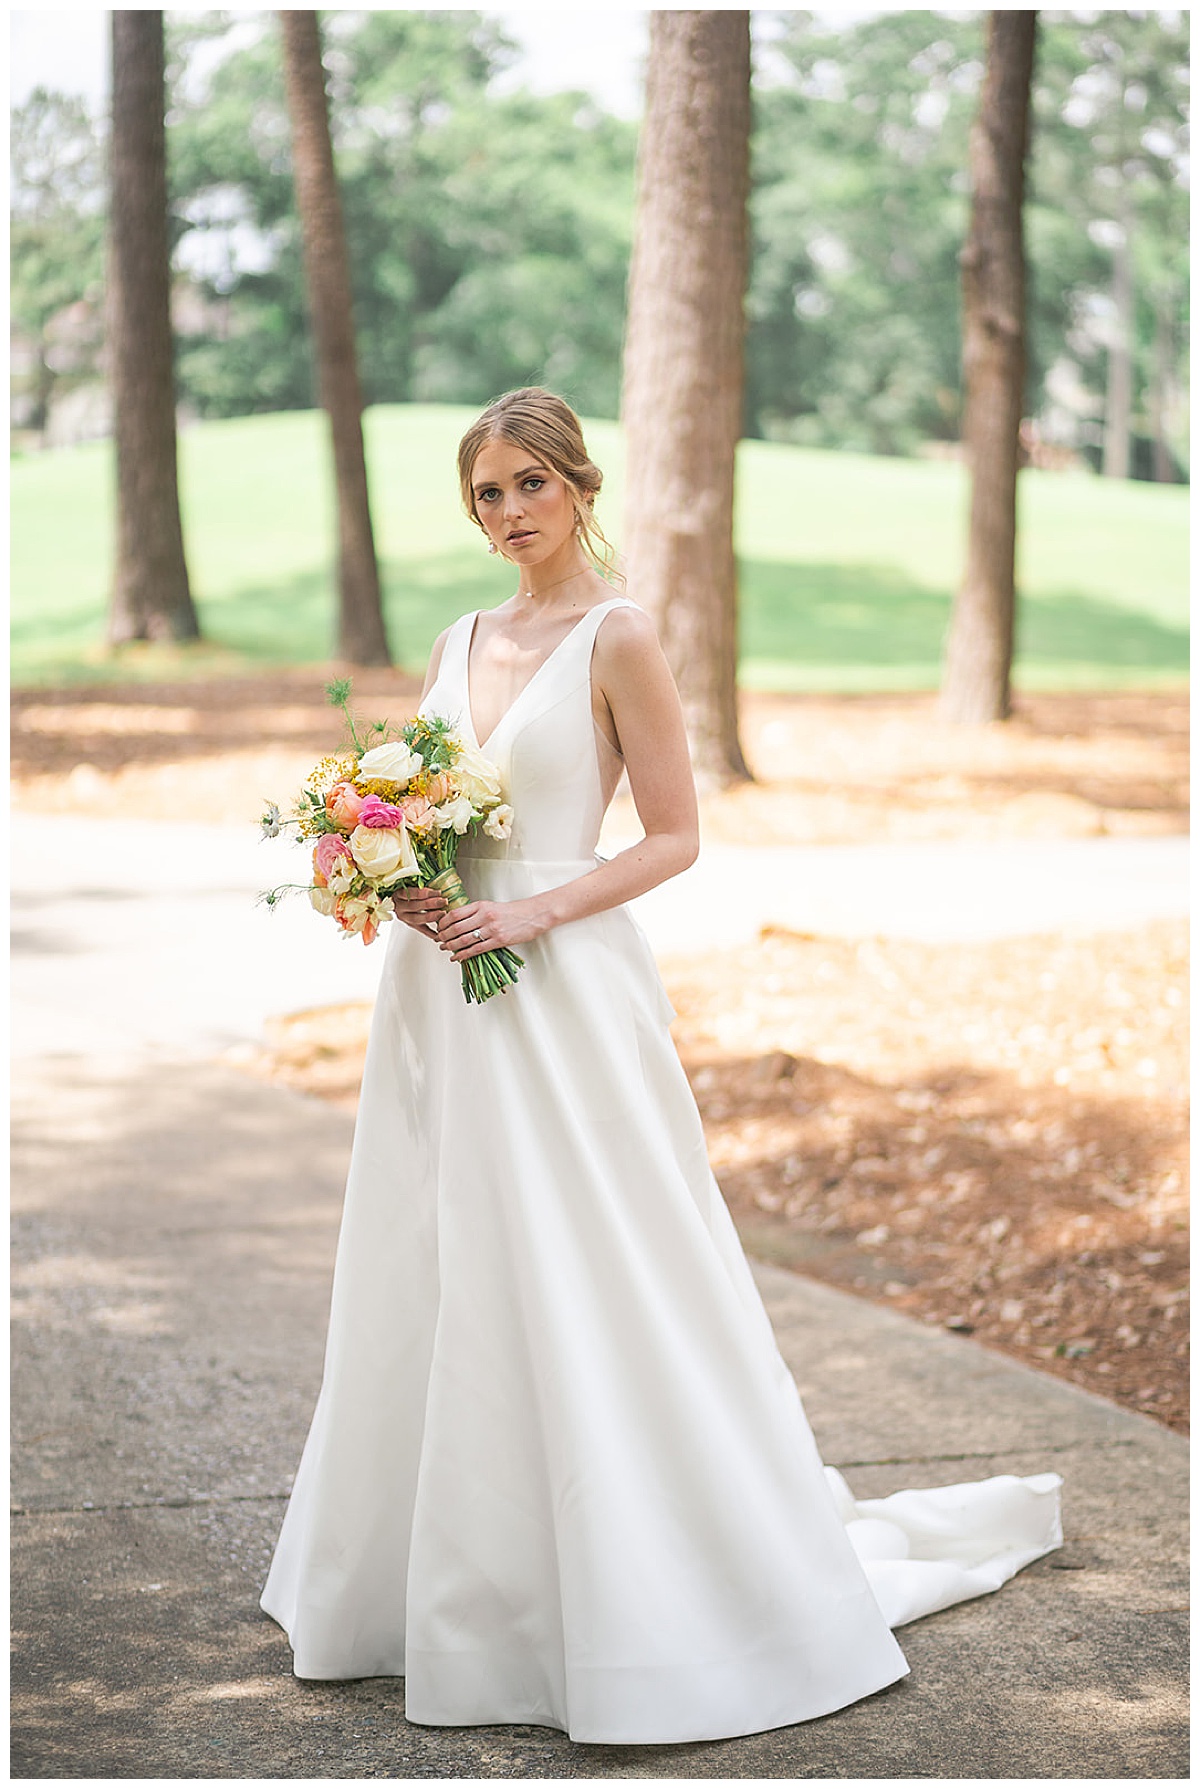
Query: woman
260 388 1062 1746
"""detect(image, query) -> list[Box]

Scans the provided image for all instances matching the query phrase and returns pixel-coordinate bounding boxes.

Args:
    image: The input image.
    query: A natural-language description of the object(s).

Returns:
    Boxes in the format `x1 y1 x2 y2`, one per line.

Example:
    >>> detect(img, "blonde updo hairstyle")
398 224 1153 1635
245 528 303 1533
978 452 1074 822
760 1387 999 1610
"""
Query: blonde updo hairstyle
457 387 621 582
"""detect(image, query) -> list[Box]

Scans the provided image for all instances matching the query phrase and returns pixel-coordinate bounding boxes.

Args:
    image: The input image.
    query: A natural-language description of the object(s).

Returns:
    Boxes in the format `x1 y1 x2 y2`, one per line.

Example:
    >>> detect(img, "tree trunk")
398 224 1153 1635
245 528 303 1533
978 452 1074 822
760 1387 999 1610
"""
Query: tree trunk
621 11 751 786
279 10 390 667
940 11 1036 725
32 346 54 442
1102 212 1134 480
107 11 199 645
1150 300 1175 484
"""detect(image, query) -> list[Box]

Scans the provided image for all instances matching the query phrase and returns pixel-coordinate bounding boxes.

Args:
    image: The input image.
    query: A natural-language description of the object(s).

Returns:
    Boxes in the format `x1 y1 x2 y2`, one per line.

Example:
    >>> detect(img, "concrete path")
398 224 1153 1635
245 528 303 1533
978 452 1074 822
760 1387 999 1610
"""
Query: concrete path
10 1055 1187 1778
10 812 1189 1056
10 812 1188 1776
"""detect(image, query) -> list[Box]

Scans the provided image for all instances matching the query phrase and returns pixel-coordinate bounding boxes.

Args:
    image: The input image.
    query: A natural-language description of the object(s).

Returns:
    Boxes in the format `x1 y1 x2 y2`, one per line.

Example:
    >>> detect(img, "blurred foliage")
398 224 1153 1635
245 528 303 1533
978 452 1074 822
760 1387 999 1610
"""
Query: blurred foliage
748 10 1189 471
1028 10 1190 475
10 88 107 433
748 12 981 453
160 10 636 419
8 9 1190 476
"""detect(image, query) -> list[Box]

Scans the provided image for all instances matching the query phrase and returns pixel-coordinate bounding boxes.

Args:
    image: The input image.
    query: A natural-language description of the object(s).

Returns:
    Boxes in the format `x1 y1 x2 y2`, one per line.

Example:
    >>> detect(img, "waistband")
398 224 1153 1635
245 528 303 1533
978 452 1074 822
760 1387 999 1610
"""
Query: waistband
454 854 600 891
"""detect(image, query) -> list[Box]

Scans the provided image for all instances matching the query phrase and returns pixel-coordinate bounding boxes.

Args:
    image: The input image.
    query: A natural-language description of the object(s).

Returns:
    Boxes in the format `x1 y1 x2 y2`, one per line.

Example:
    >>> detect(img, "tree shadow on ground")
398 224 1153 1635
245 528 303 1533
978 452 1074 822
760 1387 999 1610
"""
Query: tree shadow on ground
10 554 511 686
739 560 1189 677
695 1044 1188 1433
14 549 1188 689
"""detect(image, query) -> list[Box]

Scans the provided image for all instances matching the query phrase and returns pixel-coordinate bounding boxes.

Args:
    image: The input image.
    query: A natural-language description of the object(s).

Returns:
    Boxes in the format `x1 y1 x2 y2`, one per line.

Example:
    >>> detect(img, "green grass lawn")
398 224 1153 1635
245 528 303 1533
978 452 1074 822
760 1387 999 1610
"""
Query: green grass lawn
10 403 1189 689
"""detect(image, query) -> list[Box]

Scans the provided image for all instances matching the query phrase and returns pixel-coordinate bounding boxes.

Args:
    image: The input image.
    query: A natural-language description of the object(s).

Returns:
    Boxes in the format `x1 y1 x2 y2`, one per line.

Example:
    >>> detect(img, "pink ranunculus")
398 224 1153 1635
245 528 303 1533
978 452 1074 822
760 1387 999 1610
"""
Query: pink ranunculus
358 793 409 829
326 781 366 829
314 833 353 882
399 794 436 832
423 771 454 804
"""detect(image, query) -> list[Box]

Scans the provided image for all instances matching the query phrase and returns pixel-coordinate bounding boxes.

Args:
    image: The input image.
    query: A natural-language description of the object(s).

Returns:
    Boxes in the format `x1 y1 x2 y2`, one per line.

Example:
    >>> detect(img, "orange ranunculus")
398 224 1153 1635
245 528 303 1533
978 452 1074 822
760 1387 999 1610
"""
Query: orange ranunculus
423 771 454 804
333 894 370 936
326 781 366 829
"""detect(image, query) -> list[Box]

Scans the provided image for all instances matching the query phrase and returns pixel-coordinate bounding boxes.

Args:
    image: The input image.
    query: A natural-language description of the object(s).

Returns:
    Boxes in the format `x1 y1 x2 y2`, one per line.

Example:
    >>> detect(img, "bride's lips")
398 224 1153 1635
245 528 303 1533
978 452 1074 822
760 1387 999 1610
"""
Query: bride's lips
507 530 536 546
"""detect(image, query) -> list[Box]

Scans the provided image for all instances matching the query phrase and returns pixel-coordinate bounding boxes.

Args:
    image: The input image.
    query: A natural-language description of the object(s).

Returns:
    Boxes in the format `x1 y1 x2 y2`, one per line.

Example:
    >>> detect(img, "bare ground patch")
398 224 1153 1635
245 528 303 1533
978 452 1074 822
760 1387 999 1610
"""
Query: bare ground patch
11 679 1188 842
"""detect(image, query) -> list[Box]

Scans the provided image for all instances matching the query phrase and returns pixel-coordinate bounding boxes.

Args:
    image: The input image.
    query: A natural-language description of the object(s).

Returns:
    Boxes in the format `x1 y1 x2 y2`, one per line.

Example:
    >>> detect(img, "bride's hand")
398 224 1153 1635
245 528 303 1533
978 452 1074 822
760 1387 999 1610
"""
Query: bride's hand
392 886 448 937
437 897 548 962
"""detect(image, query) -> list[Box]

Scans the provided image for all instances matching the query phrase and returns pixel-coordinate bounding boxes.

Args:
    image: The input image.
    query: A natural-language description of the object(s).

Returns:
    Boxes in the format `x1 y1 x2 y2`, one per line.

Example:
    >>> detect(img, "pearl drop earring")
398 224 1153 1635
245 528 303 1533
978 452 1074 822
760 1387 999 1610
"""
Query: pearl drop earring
488 541 498 555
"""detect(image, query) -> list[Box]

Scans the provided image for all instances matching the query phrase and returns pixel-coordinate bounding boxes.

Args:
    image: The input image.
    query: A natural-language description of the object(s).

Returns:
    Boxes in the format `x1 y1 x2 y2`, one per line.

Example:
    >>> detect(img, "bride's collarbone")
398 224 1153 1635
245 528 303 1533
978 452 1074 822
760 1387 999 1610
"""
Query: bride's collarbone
477 608 589 664
471 613 587 698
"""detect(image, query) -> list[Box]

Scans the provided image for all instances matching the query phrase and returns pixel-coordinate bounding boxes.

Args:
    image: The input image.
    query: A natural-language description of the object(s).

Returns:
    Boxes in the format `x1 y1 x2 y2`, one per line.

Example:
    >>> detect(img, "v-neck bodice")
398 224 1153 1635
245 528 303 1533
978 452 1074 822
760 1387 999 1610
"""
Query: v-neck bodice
419 598 635 868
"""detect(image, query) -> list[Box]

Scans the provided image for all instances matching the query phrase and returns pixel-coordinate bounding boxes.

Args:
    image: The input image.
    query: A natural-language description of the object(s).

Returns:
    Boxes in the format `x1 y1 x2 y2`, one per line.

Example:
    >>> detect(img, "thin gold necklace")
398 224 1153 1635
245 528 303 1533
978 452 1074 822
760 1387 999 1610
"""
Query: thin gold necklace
517 566 590 603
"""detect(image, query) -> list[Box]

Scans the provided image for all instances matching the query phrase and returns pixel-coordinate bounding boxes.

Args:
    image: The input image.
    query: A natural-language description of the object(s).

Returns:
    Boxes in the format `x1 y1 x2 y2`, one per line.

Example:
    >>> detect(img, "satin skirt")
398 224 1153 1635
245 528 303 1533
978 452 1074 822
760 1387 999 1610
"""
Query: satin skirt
260 859 1061 1743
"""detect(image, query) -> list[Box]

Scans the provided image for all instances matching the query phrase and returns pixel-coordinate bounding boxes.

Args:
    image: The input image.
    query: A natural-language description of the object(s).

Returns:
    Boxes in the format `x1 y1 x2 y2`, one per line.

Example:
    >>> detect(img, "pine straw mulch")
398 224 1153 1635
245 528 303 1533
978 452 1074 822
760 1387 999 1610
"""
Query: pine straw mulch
10 676 1188 843
11 677 1189 1433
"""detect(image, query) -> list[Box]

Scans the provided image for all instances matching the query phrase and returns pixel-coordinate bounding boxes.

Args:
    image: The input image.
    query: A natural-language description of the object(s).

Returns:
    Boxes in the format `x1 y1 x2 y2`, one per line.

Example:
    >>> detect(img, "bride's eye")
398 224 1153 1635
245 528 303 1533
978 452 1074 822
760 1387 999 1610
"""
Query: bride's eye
522 478 545 492
477 487 501 504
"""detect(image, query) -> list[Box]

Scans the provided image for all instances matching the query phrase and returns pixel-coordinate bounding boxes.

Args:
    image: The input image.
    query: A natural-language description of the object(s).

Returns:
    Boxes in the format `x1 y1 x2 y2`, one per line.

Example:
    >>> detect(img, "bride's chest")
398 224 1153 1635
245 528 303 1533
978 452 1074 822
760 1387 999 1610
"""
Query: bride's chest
468 631 568 744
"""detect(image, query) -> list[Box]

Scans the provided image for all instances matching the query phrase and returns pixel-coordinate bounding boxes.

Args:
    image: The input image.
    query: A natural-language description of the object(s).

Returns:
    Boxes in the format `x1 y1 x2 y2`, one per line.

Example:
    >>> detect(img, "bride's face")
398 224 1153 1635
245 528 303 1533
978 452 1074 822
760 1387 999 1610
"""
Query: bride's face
470 437 578 566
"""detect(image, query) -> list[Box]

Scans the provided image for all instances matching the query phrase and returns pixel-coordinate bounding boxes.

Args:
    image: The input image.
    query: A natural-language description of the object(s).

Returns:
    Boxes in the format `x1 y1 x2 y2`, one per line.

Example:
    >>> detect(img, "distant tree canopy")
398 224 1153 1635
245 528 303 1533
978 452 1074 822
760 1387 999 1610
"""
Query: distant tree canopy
163 10 637 421
10 89 107 434
748 9 1188 472
10 8 1190 479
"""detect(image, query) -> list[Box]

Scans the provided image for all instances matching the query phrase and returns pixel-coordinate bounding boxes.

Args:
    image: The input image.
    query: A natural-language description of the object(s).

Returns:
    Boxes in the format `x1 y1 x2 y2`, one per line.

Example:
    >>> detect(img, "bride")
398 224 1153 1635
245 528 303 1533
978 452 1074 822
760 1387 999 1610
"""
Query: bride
260 387 1062 1746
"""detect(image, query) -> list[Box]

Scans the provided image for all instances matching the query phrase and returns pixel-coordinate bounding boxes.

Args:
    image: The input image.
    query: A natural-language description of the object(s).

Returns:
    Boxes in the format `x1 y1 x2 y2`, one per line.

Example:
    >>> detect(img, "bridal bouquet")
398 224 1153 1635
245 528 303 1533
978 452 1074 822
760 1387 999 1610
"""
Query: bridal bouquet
260 680 523 1004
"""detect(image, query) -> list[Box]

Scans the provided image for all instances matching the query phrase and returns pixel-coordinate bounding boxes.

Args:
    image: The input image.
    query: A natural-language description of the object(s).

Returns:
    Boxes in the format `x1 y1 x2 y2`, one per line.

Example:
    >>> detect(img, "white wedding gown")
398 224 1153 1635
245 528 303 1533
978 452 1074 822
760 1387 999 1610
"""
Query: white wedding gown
261 598 1062 1745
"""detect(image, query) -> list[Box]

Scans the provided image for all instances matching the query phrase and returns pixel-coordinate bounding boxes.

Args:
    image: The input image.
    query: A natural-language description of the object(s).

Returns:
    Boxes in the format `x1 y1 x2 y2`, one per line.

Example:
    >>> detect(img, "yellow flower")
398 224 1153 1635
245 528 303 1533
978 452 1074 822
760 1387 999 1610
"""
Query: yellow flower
355 777 407 801
304 753 358 798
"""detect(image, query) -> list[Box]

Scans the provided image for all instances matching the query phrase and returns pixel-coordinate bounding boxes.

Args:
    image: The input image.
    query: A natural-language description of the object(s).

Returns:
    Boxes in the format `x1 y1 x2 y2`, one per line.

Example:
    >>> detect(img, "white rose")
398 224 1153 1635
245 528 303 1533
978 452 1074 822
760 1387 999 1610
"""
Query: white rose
451 737 503 803
310 884 338 916
433 795 475 835
355 740 422 785
348 823 419 883
482 803 514 841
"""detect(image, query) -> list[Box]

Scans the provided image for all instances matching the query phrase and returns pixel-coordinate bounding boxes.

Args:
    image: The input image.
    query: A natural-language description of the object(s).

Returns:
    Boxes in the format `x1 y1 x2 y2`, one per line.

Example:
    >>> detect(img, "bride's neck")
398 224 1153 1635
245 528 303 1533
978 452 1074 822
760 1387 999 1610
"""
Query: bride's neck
515 554 594 607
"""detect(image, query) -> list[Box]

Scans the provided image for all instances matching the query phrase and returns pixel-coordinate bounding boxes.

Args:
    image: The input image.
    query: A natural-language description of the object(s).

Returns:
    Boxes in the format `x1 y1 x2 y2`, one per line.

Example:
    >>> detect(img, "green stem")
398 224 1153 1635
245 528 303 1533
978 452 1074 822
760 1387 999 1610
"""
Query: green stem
428 867 524 1005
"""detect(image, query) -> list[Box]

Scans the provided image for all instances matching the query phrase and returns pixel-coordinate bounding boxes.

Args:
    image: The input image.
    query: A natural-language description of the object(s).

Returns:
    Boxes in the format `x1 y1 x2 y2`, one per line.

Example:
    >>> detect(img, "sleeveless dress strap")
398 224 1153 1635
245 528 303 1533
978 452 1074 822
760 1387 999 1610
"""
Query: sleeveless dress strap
440 609 478 686
564 596 637 658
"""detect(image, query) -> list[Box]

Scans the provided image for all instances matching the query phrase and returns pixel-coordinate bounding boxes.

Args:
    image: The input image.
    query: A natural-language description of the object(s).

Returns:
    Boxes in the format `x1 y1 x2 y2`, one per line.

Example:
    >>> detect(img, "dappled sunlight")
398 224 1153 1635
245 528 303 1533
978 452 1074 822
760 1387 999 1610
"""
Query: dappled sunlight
181 1676 285 1702
664 923 1187 1433
1004 1674 1189 1734
12 684 1187 845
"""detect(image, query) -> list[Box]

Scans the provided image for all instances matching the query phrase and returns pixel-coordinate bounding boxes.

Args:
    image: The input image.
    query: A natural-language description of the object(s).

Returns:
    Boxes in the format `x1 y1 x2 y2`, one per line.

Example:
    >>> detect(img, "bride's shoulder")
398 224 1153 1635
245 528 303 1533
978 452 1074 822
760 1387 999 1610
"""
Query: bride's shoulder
594 598 661 657
592 600 669 696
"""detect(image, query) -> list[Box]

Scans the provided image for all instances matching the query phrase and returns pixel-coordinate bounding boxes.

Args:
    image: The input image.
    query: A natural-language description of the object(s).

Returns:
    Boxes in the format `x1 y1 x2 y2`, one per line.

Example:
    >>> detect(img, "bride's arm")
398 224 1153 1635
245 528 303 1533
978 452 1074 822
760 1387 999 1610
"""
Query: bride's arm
438 606 701 962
